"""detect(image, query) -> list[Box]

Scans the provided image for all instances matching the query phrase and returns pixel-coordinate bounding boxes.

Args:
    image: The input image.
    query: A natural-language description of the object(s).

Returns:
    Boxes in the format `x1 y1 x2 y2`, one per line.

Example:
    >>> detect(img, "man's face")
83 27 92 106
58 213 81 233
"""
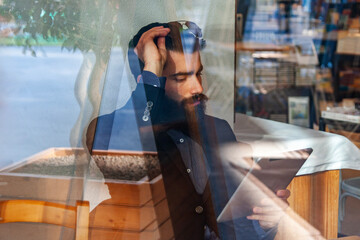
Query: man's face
162 50 204 107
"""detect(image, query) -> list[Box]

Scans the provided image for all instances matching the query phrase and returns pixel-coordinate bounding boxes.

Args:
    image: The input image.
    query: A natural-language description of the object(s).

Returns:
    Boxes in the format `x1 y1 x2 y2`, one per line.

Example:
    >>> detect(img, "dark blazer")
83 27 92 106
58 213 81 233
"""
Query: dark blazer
86 82 167 152
86 81 276 240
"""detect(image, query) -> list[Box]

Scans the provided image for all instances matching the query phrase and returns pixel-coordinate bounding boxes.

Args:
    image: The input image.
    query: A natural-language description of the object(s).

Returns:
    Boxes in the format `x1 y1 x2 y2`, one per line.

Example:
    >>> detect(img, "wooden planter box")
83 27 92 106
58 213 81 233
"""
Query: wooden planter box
0 148 173 240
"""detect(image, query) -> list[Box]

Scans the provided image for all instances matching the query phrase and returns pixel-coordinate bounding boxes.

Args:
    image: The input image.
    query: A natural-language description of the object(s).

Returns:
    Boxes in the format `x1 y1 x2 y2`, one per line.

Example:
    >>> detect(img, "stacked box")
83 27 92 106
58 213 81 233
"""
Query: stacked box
0 148 173 240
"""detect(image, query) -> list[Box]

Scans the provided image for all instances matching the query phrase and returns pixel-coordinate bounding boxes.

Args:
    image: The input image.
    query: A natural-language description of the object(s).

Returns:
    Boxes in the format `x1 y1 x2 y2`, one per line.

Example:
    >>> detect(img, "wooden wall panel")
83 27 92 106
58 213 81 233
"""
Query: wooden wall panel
280 170 340 239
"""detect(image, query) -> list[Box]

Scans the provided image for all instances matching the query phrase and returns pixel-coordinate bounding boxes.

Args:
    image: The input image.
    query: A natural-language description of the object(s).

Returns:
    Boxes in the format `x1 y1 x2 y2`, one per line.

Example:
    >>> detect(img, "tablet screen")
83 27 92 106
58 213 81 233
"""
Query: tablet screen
217 148 312 222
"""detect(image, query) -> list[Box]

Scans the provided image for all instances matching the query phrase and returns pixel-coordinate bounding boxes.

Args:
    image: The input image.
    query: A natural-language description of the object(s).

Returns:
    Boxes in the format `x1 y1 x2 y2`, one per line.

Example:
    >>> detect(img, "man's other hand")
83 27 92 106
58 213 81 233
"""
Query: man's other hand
134 26 170 77
246 189 290 230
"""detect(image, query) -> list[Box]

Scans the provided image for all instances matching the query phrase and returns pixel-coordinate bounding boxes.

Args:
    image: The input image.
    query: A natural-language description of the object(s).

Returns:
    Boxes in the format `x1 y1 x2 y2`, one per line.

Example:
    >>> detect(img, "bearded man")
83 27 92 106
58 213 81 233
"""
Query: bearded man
86 21 289 240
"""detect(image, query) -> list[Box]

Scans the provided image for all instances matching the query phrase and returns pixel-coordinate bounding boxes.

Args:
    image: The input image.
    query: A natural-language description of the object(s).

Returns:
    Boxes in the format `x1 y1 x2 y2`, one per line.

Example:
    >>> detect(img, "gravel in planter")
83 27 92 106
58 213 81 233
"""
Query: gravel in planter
10 154 161 181
92 154 161 181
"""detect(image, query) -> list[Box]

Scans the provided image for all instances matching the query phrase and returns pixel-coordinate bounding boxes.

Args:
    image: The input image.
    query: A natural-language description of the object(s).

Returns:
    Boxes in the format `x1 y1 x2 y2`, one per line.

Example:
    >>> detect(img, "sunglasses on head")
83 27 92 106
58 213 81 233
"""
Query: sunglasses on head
175 20 206 49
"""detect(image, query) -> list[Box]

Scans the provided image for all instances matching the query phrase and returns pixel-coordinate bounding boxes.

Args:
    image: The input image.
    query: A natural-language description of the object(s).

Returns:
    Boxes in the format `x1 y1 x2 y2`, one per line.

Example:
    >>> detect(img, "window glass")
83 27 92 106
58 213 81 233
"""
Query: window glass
1 0 360 239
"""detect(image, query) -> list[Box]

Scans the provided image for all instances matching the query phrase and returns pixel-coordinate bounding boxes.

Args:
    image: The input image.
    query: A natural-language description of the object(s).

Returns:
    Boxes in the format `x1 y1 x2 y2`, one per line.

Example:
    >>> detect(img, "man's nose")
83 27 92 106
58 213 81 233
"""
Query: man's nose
190 75 203 94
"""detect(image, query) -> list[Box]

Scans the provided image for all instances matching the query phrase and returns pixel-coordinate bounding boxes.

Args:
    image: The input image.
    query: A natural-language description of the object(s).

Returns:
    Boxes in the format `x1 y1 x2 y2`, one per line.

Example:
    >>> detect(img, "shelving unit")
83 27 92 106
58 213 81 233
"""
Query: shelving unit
333 53 360 101
236 42 316 127
253 58 297 86
236 0 360 129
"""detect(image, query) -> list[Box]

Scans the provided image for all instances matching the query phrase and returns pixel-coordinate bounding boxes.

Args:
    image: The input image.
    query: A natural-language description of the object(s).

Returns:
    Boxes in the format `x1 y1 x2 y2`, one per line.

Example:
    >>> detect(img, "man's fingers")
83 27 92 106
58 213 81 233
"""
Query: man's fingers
247 213 281 223
247 189 291 230
252 206 284 214
276 189 290 199
247 210 284 230
157 36 167 61
256 198 288 214
135 27 164 49
157 36 166 51
275 189 290 204
135 27 170 51
141 27 170 41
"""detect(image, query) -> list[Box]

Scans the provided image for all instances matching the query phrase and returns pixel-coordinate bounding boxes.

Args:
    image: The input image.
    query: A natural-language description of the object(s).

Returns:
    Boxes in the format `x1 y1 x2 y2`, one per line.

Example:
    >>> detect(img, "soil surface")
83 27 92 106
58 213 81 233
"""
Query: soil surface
11 154 161 181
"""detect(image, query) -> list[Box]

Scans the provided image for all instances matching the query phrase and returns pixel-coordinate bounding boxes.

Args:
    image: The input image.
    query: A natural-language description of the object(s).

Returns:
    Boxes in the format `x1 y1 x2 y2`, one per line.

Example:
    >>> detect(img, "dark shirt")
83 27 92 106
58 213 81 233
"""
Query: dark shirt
87 71 278 240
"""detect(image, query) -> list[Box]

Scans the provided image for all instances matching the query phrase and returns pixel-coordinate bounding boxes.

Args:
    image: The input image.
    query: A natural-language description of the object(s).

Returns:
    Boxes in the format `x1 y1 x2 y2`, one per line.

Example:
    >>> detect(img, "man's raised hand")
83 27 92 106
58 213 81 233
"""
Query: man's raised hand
134 26 170 76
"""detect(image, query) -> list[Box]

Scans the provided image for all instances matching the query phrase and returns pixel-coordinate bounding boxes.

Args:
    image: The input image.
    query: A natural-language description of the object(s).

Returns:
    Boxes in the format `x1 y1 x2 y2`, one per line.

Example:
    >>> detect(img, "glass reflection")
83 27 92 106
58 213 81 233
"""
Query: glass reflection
1 0 360 239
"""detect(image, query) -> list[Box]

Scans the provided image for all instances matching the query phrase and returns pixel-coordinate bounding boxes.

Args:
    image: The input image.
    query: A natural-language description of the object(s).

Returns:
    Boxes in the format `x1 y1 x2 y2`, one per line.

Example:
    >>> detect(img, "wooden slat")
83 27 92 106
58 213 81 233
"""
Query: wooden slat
0 222 75 240
89 197 169 231
311 170 339 239
89 218 173 240
89 201 156 231
0 200 76 228
149 175 166 205
287 174 312 221
157 219 174 240
76 201 90 240
104 180 152 206
151 199 170 230
0 175 84 205
0 200 89 240
284 170 340 239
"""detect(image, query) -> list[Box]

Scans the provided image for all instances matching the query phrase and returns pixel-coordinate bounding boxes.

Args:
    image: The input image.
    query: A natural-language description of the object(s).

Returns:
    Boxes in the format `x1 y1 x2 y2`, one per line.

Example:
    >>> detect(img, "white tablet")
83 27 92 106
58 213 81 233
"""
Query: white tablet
217 148 313 222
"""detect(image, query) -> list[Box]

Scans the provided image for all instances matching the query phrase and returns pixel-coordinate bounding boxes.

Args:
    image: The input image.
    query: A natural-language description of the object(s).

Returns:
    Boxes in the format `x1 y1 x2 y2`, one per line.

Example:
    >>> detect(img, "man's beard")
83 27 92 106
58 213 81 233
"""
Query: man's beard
181 93 208 117
156 93 208 134
180 94 208 141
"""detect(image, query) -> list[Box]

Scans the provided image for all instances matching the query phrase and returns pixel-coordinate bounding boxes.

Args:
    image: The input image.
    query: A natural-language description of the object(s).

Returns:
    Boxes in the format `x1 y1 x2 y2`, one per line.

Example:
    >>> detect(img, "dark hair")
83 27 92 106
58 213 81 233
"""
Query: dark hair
128 21 206 80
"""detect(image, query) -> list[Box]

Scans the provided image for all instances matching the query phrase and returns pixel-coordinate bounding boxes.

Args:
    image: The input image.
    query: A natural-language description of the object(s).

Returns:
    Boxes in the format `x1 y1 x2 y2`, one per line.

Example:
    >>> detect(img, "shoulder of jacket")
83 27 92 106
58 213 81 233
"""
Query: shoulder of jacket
204 114 229 126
